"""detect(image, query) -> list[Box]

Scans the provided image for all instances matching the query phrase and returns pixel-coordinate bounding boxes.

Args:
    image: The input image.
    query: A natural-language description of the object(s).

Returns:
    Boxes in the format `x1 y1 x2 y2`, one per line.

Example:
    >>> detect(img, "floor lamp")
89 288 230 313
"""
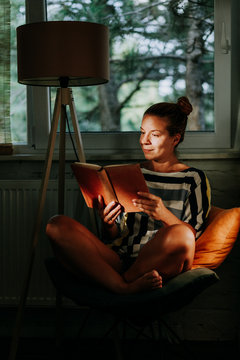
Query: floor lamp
9 21 109 360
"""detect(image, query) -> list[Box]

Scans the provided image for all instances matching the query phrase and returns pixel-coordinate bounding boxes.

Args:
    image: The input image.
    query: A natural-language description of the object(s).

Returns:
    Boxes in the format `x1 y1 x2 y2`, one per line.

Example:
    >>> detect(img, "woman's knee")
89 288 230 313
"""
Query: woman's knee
164 224 195 255
160 224 195 275
46 215 73 242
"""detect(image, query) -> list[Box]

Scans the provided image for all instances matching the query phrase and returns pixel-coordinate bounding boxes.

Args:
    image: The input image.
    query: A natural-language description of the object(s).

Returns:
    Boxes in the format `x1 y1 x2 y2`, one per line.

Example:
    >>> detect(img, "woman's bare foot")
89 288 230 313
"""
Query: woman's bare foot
122 270 162 294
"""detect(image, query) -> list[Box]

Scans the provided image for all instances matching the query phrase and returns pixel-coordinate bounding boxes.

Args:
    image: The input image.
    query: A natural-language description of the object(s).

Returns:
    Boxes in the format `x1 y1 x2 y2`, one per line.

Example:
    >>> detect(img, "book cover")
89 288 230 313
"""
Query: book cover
71 162 149 212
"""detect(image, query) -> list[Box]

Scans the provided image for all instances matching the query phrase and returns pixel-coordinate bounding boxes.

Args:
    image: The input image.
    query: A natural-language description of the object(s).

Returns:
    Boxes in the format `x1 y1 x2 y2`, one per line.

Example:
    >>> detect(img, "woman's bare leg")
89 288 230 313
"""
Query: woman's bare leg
46 215 162 294
124 224 195 283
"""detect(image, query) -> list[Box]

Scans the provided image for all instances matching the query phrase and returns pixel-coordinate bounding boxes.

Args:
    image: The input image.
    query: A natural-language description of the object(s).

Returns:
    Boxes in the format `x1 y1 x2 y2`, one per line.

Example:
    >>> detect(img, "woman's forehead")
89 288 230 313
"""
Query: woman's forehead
141 115 169 129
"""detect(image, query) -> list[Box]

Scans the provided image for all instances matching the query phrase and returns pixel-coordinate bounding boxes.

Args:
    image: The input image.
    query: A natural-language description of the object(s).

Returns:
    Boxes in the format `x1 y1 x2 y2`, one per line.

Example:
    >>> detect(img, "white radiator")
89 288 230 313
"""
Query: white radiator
0 179 91 306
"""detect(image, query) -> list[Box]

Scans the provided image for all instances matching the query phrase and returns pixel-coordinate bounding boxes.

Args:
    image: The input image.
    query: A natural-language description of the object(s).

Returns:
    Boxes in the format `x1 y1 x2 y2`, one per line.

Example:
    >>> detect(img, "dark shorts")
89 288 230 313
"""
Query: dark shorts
120 254 136 273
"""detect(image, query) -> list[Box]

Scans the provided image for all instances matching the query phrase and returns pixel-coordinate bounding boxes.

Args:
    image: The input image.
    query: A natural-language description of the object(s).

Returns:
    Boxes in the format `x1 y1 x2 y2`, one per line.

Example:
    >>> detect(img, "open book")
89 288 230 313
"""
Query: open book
71 162 149 212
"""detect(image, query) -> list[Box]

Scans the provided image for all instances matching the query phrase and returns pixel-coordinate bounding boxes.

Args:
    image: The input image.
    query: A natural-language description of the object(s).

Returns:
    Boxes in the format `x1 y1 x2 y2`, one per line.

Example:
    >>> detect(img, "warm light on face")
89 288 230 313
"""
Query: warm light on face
140 115 180 161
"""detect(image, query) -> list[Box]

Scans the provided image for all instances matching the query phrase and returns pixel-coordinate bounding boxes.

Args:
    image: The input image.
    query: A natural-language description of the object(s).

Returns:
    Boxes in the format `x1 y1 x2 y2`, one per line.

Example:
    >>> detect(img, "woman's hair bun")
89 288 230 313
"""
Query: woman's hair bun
177 96 193 116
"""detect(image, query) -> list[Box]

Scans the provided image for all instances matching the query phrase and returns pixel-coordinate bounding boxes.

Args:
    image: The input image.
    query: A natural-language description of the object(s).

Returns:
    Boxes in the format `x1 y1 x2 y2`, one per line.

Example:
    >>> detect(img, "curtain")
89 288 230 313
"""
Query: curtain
0 0 12 150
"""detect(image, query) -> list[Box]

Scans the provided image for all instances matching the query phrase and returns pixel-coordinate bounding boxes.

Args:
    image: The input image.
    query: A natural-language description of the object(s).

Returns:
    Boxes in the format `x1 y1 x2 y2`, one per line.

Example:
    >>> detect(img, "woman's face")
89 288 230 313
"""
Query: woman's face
140 115 180 161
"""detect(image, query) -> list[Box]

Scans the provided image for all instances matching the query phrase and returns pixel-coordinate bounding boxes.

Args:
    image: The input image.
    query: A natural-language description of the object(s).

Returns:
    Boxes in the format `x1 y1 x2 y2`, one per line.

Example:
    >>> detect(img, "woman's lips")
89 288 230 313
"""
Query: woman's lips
142 148 153 153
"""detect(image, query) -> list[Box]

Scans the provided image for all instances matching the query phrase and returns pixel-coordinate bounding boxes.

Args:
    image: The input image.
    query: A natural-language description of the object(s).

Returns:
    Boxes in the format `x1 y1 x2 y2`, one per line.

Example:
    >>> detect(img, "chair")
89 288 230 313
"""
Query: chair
45 206 240 359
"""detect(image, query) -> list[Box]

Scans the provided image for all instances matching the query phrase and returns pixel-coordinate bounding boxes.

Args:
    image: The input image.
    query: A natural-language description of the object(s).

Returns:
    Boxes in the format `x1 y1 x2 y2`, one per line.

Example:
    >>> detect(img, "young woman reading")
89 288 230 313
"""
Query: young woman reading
46 97 211 294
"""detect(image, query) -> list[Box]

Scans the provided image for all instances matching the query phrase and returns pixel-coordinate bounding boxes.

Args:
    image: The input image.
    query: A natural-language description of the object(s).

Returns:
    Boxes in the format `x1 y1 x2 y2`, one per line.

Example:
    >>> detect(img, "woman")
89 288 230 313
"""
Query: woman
46 97 211 294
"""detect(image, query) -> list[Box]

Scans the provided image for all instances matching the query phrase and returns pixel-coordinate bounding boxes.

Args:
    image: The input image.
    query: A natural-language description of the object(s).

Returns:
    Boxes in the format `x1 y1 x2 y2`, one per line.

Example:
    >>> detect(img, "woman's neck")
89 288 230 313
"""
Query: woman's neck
142 158 189 173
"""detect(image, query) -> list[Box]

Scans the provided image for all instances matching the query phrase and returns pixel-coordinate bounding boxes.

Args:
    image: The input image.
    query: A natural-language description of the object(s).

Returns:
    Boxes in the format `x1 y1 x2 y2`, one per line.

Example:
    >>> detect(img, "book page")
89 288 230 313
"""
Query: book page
105 163 149 212
71 163 117 208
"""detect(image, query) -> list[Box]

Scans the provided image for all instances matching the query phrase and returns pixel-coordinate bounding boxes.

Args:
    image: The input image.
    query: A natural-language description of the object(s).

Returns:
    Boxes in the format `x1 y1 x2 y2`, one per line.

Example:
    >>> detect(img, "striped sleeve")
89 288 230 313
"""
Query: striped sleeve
183 170 211 238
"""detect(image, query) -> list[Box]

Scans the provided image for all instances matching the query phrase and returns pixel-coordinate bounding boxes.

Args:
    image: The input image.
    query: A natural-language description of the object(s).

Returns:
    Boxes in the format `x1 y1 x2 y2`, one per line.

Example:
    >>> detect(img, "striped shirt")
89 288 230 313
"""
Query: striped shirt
111 167 211 259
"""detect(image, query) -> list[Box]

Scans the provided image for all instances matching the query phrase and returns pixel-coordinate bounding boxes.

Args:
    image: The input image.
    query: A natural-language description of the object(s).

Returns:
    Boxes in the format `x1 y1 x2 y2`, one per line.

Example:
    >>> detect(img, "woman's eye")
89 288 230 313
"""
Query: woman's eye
152 133 160 137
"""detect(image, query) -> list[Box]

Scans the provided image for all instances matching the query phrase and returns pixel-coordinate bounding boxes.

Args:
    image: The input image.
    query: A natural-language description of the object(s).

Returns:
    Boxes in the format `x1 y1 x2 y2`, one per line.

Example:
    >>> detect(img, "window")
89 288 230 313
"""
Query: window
10 0 237 156
10 0 26 143
47 0 214 132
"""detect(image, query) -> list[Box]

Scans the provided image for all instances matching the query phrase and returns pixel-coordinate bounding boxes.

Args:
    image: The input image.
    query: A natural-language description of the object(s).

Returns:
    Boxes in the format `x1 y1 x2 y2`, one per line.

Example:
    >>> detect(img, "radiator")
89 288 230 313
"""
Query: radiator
0 179 92 306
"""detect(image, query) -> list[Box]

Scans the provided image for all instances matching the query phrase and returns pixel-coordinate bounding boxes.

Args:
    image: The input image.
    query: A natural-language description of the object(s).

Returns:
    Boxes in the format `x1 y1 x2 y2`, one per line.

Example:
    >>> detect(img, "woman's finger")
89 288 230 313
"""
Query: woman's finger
106 208 122 224
97 194 104 207
103 201 121 215
137 191 159 200
132 198 157 207
103 202 121 223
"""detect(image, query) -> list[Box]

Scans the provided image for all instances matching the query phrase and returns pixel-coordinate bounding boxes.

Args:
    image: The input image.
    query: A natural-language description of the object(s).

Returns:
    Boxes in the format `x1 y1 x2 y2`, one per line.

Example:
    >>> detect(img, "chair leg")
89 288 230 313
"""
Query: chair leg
113 324 124 360
76 307 93 337
56 289 63 349
102 316 125 360
158 318 197 360
150 320 161 341
159 318 182 344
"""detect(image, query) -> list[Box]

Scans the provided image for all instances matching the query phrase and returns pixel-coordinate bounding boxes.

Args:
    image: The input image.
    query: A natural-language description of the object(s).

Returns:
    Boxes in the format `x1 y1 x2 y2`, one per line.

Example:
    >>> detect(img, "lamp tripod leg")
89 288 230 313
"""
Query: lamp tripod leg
68 89 86 163
9 87 94 360
68 90 98 235
8 90 62 360
58 102 67 214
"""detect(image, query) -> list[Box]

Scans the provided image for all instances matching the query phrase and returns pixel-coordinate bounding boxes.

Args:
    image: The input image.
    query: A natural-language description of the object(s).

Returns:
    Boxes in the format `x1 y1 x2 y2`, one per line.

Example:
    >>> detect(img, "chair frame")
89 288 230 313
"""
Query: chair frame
45 257 219 359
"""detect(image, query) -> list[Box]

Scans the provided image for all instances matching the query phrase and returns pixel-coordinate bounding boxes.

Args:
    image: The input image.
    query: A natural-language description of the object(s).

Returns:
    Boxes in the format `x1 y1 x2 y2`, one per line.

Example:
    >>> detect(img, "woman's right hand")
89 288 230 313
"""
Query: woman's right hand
97 195 122 228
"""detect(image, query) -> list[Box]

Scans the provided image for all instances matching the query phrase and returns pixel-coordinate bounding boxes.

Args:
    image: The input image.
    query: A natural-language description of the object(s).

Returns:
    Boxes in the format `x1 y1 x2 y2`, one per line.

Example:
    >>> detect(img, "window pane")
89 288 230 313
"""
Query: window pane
47 0 214 132
10 0 26 143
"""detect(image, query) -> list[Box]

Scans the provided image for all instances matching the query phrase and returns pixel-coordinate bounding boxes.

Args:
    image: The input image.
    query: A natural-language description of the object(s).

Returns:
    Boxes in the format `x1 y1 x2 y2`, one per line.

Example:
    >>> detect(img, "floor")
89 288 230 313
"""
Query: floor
3 337 239 360
1 306 239 360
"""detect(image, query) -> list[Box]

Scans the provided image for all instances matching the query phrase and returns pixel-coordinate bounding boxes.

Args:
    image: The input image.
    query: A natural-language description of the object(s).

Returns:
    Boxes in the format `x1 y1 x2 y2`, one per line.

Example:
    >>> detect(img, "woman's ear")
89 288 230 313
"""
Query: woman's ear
173 134 181 146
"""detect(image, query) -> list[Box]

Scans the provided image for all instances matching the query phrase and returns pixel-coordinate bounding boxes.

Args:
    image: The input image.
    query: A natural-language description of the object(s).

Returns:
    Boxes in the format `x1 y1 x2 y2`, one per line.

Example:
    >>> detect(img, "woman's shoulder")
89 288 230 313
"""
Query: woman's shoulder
182 167 210 188
140 161 204 175
183 166 207 176
140 162 207 182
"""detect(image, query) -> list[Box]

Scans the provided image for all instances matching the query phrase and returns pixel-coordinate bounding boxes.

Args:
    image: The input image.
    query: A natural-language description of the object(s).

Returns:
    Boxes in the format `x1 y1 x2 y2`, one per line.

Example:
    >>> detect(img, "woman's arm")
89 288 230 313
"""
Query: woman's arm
132 192 196 235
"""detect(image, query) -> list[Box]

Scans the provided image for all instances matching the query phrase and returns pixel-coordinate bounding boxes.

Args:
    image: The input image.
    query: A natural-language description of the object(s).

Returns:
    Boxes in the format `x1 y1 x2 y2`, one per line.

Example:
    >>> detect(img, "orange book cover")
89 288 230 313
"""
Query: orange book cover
71 162 149 212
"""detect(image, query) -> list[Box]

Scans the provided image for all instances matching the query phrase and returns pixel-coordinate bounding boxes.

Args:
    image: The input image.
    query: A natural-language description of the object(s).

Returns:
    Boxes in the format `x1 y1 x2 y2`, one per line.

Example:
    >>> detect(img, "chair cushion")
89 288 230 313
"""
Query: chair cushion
192 207 240 269
45 257 219 321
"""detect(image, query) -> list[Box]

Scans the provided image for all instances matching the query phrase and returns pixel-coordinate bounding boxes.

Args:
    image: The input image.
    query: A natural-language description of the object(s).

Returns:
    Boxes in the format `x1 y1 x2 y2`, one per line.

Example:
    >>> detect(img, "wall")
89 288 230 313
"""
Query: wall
0 157 240 341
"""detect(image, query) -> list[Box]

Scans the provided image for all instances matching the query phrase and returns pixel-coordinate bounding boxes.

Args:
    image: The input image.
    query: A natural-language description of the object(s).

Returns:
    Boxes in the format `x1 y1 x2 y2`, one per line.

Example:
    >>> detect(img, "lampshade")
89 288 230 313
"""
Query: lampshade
17 21 109 87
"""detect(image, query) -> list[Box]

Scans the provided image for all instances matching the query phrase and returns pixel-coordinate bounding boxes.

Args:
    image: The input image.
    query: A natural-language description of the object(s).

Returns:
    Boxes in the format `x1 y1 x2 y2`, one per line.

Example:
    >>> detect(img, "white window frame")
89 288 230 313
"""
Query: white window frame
15 0 239 158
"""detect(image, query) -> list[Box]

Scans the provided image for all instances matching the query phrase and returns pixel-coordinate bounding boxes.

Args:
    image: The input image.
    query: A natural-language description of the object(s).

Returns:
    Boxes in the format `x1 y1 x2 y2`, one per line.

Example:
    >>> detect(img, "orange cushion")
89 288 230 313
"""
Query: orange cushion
192 206 240 269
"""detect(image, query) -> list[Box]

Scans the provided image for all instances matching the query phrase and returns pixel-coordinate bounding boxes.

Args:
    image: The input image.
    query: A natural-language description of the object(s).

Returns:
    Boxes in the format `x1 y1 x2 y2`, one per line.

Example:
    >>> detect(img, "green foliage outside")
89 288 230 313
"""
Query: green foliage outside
47 0 215 132
10 0 214 143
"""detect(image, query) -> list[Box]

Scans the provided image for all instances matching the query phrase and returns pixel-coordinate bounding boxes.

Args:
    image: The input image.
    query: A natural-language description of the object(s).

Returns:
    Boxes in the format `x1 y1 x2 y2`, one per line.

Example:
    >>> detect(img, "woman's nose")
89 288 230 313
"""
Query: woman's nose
140 134 150 145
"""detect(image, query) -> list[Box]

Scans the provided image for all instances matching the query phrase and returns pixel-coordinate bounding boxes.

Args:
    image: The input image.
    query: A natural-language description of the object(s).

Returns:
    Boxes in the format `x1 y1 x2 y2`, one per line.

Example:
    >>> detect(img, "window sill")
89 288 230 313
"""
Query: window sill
0 148 239 162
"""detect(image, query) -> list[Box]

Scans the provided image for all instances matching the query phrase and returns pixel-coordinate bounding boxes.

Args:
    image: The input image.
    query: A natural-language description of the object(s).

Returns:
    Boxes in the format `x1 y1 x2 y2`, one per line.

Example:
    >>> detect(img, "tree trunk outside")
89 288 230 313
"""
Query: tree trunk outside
186 16 205 131
98 75 121 131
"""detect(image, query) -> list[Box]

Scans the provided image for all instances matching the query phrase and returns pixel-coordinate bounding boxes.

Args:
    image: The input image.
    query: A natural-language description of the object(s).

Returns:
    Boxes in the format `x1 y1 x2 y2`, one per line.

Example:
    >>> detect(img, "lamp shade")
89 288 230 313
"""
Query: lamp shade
17 21 109 87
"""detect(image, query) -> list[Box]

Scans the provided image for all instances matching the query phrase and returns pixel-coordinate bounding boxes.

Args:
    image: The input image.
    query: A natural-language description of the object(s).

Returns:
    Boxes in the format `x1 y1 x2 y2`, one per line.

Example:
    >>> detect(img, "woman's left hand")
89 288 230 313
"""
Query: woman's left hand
132 192 166 221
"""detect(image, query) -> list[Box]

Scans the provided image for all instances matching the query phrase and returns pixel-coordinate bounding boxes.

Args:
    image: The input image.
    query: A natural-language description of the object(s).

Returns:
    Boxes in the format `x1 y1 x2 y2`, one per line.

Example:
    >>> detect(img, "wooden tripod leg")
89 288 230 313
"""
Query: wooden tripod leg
8 89 62 360
68 89 86 163
68 89 99 235
58 102 66 214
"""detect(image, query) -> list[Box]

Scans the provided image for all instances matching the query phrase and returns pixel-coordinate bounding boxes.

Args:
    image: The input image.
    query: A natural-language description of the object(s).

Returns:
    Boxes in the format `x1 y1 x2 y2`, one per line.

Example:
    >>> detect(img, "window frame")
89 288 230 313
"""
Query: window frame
14 0 239 158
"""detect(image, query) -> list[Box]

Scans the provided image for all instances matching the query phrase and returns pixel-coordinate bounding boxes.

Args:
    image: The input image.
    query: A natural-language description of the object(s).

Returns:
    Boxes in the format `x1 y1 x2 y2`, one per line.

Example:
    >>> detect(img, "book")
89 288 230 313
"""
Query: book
71 162 149 213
